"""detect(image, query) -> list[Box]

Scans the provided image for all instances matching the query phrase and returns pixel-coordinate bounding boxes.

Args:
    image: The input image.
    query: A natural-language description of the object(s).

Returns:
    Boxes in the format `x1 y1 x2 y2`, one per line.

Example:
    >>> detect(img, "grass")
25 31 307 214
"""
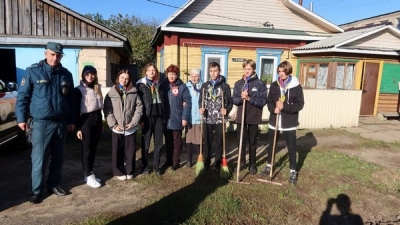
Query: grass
69 129 400 225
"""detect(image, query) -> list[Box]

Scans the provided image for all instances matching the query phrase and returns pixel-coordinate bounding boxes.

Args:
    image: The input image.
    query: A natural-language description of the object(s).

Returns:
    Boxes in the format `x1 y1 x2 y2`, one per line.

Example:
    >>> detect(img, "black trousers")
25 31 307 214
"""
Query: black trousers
141 116 164 169
266 129 297 170
112 132 136 176
164 130 183 165
79 110 103 175
186 143 199 165
203 123 223 168
237 123 258 166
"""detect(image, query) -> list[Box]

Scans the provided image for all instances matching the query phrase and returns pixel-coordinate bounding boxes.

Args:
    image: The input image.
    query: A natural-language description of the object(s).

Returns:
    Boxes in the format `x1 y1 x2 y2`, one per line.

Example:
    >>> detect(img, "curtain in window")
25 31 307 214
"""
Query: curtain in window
261 58 274 77
345 64 355 90
336 63 345 89
317 64 328 89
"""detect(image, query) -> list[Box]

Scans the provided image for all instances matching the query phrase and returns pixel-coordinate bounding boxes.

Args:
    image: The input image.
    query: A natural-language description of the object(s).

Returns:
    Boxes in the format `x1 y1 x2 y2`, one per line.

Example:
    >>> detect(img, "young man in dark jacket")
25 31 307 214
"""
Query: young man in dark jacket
260 61 304 184
199 62 232 171
232 59 267 174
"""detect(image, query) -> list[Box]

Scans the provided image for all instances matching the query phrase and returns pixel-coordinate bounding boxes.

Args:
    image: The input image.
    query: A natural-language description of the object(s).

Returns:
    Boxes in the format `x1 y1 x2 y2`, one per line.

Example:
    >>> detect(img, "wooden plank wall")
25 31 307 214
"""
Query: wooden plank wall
377 93 400 112
0 0 113 39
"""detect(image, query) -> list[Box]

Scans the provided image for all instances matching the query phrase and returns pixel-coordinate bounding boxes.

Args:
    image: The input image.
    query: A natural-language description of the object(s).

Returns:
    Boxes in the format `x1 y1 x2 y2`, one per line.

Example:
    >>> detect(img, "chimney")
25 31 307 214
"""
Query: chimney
299 0 303 6
309 2 313 11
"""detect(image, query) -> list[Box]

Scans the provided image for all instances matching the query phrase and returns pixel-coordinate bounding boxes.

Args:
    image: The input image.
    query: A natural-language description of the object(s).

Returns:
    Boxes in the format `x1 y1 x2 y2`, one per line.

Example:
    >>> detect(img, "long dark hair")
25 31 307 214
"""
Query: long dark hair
114 69 134 94
81 67 102 98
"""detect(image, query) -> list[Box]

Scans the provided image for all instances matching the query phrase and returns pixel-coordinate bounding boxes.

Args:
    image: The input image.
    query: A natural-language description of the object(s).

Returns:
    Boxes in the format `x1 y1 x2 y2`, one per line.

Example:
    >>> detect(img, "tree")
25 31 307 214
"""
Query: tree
84 13 158 68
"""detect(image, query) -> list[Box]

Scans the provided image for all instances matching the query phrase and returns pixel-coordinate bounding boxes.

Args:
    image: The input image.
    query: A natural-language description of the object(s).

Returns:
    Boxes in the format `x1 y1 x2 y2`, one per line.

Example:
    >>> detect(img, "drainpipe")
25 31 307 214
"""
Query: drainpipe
309 2 313 12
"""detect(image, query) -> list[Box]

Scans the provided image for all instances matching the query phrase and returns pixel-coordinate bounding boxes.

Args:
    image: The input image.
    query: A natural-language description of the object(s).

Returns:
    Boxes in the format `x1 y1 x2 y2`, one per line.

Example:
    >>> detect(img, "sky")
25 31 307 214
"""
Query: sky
56 0 400 26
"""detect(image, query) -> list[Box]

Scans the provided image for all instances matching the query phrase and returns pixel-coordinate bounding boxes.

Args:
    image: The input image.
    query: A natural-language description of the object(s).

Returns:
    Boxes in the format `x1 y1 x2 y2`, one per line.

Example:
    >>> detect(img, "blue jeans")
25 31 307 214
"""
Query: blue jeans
31 120 67 195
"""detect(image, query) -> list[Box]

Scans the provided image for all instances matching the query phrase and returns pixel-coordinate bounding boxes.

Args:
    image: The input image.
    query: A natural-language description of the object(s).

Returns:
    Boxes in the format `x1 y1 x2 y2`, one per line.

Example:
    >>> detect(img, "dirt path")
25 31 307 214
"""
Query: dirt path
0 129 399 225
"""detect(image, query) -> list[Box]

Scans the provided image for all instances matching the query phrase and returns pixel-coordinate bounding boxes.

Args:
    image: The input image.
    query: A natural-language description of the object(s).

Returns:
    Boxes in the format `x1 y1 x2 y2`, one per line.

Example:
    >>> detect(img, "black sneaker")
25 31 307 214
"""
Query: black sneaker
249 165 257 175
29 194 42 204
141 167 150 175
259 166 271 176
289 171 298 185
154 168 161 176
161 162 173 169
172 163 179 171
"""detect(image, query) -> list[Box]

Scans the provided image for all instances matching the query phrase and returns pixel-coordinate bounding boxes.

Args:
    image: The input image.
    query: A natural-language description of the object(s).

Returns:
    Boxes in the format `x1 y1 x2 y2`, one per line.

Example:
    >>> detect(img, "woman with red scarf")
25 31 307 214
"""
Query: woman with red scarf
260 61 304 185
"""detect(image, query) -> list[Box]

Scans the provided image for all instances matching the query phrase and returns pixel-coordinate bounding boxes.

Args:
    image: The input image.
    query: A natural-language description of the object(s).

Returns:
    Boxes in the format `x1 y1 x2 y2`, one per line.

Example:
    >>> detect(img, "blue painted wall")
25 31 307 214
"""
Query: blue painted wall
15 47 81 86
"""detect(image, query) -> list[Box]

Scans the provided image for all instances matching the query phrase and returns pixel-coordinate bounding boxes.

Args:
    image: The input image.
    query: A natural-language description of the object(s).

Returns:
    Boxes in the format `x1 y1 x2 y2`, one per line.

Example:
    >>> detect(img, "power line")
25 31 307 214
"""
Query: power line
147 0 265 26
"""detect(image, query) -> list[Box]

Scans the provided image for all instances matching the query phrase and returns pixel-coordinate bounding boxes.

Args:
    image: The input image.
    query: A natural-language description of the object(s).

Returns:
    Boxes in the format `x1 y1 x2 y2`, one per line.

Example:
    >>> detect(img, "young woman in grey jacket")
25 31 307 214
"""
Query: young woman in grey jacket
104 70 143 180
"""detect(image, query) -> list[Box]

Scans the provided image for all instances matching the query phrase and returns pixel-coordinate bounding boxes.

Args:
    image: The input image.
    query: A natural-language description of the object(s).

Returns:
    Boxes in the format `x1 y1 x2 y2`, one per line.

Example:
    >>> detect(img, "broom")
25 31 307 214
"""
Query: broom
196 88 206 176
220 91 231 178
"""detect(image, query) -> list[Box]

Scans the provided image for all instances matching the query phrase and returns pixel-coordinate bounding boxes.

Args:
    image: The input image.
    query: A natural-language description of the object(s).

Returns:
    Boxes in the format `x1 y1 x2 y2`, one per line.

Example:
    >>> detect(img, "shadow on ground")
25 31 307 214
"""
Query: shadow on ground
108 171 228 225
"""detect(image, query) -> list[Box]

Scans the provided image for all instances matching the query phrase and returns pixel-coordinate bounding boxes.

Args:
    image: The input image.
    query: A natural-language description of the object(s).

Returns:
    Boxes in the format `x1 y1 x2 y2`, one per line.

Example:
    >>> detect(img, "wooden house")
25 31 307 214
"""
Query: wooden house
0 0 133 89
151 0 373 129
151 0 343 85
293 25 400 117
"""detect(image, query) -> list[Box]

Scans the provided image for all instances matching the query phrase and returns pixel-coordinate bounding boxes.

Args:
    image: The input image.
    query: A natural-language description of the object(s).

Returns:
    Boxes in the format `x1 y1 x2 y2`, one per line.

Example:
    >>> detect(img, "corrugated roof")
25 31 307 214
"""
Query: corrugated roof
293 25 385 51
167 23 330 37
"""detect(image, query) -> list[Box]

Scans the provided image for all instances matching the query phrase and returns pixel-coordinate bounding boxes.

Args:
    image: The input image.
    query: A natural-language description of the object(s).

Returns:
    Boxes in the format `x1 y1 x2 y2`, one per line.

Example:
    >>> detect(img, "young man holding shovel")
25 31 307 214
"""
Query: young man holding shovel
232 59 267 174
260 61 304 184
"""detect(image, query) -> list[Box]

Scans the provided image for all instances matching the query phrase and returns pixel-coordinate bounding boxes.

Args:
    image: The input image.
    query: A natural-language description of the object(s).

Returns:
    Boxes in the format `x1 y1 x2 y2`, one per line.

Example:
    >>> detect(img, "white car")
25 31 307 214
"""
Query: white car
0 79 30 149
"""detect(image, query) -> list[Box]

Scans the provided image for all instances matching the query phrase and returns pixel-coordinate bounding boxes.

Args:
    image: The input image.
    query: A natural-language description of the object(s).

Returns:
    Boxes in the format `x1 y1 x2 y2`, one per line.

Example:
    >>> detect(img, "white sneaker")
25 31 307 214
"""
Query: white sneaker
86 175 101 188
84 173 101 183
126 175 133 180
116 175 126 181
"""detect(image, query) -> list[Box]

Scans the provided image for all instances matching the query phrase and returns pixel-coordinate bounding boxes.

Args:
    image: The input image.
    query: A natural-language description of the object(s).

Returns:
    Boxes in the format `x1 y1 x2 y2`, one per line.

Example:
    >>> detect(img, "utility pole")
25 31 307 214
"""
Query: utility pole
299 0 303 6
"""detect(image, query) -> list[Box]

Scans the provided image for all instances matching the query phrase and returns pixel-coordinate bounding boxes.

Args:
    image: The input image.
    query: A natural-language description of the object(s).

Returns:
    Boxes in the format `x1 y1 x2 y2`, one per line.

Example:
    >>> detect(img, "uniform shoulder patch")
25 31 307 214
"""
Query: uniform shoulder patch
20 78 26 86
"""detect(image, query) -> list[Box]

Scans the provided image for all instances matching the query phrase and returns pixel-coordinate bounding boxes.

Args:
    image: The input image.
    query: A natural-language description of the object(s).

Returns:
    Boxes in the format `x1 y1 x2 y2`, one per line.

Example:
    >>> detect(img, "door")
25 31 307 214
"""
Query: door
360 62 379 115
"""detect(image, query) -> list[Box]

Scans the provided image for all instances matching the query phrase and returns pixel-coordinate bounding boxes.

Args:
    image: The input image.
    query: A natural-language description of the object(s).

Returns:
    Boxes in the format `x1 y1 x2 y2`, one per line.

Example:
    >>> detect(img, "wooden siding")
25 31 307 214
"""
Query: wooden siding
378 93 400 112
381 63 400 94
173 0 332 34
0 0 119 40
168 44 299 86
348 30 400 49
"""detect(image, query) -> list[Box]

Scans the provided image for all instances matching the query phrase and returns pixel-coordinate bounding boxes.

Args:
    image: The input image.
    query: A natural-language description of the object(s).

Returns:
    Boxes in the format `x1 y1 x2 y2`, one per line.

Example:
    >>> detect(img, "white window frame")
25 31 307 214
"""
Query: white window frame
204 54 226 81
258 56 279 82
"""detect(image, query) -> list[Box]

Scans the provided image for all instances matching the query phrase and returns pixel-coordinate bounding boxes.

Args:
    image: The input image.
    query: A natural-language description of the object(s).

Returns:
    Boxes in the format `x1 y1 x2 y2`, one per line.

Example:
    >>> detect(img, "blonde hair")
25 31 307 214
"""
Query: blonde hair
242 59 256 69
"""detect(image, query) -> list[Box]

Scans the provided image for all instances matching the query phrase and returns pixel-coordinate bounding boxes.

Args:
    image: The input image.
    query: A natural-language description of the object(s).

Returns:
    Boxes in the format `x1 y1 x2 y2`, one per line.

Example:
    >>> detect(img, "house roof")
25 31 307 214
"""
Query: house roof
42 0 132 55
167 22 331 36
152 0 343 45
340 10 400 26
292 25 400 56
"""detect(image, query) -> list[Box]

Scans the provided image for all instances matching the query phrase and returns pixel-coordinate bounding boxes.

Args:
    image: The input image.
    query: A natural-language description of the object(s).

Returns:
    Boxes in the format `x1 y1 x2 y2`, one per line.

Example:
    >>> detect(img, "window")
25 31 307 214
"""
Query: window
256 49 283 82
300 62 356 90
201 47 230 82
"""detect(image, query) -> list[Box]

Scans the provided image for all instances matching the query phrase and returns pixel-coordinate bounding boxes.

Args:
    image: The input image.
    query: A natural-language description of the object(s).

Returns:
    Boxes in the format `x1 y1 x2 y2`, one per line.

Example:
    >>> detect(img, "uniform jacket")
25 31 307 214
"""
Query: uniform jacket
136 77 164 119
103 85 143 129
267 76 304 130
16 59 75 124
233 74 267 124
186 81 202 125
199 76 232 124
160 78 191 130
